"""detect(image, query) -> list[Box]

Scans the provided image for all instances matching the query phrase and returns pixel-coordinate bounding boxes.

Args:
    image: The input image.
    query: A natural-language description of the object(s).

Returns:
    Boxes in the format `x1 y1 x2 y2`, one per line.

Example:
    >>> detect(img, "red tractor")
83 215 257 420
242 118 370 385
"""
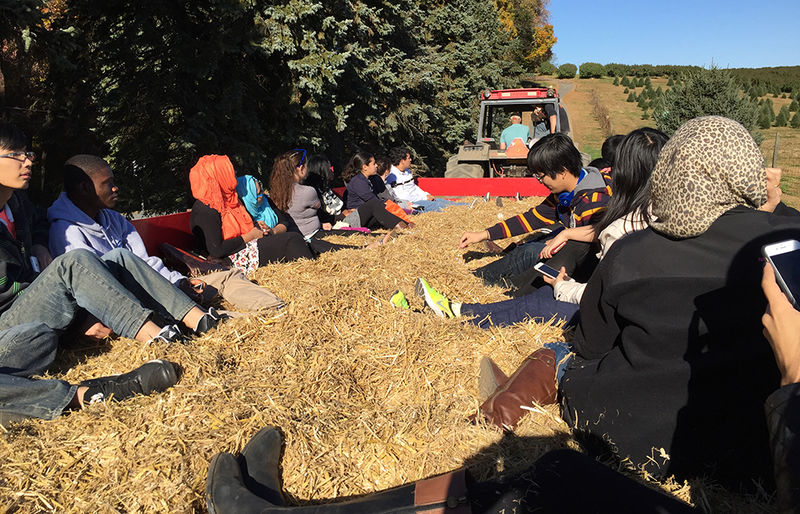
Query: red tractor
445 87 563 178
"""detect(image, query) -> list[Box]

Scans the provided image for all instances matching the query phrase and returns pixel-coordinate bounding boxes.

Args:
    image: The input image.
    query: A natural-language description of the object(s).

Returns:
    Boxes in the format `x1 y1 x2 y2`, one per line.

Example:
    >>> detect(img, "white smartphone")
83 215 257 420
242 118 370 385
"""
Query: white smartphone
534 262 560 279
762 239 800 307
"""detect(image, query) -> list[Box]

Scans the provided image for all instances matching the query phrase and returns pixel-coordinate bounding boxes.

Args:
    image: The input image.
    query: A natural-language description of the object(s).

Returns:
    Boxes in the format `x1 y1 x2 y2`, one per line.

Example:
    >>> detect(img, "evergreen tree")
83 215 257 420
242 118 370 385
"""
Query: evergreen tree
775 106 790 127
613 76 619 86
623 87 629 94
537 61 557 75
621 76 630 87
652 67 762 143
791 111 800 128
627 92 636 102
645 76 652 87
758 104 772 129
790 100 799 112
767 99 776 122
667 76 674 86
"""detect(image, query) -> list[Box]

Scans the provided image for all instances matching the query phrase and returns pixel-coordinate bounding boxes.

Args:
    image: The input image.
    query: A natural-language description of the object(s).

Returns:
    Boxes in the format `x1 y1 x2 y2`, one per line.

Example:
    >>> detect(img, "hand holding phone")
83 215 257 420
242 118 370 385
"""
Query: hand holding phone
534 262 561 280
762 239 800 308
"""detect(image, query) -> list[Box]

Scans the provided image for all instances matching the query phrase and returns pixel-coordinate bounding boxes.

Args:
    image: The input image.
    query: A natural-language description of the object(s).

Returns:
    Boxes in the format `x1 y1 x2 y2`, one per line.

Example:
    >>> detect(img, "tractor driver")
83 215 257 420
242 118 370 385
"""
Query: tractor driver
499 112 530 151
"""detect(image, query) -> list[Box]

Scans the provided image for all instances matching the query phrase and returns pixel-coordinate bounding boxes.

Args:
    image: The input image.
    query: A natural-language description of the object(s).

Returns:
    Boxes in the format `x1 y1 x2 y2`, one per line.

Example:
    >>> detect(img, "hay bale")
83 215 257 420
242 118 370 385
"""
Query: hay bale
0 199 765 511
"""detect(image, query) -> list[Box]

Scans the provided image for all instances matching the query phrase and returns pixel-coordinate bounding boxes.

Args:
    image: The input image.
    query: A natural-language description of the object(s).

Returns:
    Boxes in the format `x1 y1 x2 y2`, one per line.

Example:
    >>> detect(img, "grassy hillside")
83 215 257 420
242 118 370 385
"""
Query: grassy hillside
543 77 800 208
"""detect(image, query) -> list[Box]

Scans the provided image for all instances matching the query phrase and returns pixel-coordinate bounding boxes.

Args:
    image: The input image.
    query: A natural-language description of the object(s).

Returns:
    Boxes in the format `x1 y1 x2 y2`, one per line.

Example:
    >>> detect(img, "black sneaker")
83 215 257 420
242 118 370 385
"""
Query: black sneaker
80 360 179 404
148 324 184 344
194 307 227 335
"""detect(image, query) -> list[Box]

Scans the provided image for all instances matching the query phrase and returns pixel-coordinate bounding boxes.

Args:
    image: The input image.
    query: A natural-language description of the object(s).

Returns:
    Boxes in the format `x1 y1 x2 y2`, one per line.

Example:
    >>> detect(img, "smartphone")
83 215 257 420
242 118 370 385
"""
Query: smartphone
762 239 800 307
534 262 560 279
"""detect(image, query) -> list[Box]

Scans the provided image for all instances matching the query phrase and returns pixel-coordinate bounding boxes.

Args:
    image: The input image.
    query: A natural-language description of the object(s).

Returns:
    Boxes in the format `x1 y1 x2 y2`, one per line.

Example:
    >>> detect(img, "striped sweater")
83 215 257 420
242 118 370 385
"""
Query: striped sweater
486 167 612 240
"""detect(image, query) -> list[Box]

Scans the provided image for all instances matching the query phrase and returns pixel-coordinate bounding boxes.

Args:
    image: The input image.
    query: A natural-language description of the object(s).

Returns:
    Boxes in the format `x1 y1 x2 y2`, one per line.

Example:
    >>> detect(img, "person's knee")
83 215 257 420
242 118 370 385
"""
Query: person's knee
102 247 136 263
52 248 100 269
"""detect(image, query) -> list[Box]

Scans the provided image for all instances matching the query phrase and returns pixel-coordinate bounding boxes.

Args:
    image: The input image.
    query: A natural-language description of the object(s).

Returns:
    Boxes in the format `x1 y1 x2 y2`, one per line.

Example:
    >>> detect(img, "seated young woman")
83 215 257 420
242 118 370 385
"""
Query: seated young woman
189 154 314 275
404 127 669 329
302 154 342 226
266 150 379 253
341 151 407 230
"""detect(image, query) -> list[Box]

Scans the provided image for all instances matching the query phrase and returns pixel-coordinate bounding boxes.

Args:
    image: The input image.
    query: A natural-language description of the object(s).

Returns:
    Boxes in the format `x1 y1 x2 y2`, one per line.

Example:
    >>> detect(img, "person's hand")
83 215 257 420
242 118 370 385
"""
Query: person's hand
540 231 569 259
322 222 332 231
759 168 782 212
762 263 800 386
257 220 269 232
243 226 265 243
79 314 113 341
459 230 490 249
272 224 287 234
31 244 52 270
427 194 435 201
542 266 569 287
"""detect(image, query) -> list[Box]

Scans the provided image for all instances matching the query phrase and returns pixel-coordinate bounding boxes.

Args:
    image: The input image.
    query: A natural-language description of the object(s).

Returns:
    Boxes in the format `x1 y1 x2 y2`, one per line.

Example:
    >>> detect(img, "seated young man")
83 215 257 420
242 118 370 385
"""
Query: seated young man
459 133 611 288
386 146 458 213
47 155 283 312
0 122 216 425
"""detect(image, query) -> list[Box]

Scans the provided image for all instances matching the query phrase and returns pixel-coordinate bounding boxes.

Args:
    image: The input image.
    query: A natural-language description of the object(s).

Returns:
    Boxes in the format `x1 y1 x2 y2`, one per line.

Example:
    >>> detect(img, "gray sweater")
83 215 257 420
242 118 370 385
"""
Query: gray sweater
288 183 321 237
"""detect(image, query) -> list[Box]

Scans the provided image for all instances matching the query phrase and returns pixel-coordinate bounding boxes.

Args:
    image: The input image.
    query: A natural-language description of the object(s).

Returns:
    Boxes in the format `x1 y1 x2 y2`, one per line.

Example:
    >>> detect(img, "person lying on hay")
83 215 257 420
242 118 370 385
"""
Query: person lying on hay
458 133 612 294
47 154 284 313
0 121 227 426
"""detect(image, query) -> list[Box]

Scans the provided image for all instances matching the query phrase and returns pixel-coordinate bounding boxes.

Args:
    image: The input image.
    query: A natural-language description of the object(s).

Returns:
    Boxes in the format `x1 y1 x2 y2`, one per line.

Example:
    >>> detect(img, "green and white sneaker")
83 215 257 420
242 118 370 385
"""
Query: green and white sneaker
415 278 455 318
390 290 409 309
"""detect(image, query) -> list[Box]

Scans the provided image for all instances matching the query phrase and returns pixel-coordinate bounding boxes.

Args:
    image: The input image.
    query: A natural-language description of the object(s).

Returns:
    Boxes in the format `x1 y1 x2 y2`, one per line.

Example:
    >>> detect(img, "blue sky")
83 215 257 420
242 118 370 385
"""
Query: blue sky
548 0 799 69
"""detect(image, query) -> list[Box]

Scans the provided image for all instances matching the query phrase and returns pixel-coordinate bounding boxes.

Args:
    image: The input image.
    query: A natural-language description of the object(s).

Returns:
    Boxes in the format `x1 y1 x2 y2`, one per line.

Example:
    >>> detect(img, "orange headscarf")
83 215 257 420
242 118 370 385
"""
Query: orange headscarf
189 155 254 240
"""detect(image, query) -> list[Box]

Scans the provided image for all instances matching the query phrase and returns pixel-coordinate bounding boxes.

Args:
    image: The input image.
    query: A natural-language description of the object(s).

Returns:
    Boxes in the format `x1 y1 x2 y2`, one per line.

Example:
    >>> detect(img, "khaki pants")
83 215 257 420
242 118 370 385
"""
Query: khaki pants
201 269 284 311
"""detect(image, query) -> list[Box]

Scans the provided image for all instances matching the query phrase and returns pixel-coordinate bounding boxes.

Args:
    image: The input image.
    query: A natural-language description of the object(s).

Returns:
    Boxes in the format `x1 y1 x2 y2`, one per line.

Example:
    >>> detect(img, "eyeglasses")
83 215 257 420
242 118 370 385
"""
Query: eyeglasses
533 172 546 183
0 151 35 162
293 148 307 167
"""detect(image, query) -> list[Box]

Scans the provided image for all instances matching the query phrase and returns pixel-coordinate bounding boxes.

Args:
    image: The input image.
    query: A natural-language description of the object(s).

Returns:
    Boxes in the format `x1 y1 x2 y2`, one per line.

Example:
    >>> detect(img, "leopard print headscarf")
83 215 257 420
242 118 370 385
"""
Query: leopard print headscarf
650 116 767 239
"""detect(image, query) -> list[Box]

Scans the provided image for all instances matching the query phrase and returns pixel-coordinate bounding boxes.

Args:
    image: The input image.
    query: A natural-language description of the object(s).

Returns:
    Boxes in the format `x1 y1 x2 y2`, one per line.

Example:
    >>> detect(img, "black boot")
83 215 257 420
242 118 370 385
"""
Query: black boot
206 452 275 514
240 427 285 505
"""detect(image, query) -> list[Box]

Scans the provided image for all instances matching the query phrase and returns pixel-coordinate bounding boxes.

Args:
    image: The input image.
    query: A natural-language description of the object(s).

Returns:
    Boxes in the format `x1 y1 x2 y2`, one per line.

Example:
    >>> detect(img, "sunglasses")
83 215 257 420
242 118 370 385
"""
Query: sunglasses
0 151 36 162
293 148 307 167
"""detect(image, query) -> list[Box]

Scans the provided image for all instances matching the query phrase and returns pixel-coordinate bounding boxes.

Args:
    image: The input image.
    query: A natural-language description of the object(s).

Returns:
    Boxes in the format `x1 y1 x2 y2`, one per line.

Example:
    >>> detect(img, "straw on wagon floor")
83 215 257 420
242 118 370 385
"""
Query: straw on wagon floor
0 200 771 512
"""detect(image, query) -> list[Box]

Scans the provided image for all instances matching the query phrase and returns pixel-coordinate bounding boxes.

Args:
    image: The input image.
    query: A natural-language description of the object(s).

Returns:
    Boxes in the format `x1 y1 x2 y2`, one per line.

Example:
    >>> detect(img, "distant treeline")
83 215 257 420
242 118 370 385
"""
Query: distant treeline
537 62 800 96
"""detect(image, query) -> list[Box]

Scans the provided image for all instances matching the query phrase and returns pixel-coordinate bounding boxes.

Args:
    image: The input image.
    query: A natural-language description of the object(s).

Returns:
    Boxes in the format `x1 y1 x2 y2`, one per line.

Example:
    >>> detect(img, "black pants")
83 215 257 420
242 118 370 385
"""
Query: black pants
357 198 403 230
306 231 362 255
256 232 315 265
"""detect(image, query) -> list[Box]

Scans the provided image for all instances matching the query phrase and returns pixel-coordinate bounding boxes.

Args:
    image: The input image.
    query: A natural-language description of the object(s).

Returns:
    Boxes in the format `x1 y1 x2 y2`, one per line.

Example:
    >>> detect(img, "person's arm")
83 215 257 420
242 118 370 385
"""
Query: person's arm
49 222 101 256
540 225 596 259
484 197 559 241
761 263 800 512
759 168 782 213
123 221 186 284
192 203 252 258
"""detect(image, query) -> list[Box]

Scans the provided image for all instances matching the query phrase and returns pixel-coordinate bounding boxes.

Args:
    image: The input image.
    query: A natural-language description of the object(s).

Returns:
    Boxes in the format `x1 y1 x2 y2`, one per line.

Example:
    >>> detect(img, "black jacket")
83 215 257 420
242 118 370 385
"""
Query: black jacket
0 191 49 314
560 206 800 488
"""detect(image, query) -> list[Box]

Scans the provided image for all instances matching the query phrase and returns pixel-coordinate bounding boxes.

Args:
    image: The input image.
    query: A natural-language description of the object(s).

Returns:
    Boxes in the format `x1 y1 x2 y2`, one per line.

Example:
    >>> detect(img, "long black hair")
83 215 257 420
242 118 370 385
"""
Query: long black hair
594 127 668 235
341 151 373 182
305 154 332 194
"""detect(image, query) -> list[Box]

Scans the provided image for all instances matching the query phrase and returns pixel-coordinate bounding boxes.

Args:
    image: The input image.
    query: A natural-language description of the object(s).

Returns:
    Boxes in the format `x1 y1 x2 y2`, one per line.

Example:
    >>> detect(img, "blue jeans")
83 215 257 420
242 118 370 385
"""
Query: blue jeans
0 323 75 421
412 199 468 213
543 341 573 384
0 248 196 338
474 241 547 287
460 285 579 329
0 248 197 422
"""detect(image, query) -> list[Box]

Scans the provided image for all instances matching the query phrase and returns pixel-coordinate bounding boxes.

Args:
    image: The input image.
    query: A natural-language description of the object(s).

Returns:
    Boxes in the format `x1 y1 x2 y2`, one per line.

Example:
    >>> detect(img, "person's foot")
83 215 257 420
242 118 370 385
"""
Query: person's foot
414 278 455 318
79 360 179 405
207 453 275 514
194 307 226 335
390 290 410 309
148 324 184 344
239 427 286 505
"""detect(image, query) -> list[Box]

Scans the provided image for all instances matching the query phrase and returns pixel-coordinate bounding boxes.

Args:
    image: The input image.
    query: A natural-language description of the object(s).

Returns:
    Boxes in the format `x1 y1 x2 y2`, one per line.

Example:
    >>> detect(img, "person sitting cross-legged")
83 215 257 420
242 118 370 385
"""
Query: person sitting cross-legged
47 155 284 313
